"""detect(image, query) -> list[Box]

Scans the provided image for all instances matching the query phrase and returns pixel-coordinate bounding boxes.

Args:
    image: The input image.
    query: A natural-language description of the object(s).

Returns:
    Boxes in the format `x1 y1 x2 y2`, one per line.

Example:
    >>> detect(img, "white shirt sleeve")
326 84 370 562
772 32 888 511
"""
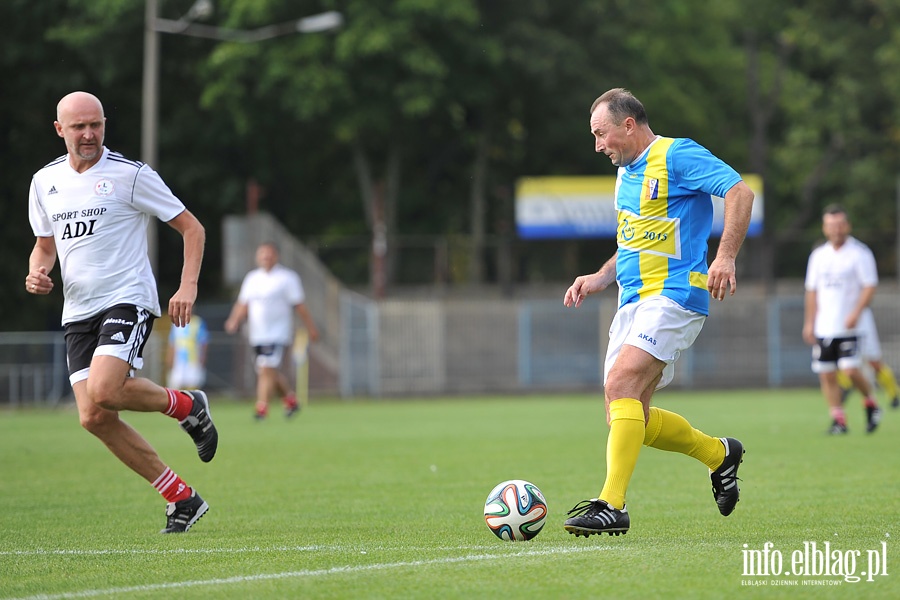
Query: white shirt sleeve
132 165 186 223
804 250 819 291
237 271 255 303
289 271 305 305
856 245 879 288
28 178 53 237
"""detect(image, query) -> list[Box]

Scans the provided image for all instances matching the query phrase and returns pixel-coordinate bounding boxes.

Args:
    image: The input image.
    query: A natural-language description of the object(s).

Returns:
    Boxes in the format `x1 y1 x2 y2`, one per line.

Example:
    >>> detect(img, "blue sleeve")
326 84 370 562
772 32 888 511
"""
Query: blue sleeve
670 138 742 198
197 319 209 345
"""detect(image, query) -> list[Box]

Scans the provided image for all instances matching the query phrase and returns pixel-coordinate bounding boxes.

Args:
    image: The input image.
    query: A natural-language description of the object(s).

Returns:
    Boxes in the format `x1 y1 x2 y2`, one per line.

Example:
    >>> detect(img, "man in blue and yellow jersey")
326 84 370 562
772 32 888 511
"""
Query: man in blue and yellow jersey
166 315 209 390
561 88 755 537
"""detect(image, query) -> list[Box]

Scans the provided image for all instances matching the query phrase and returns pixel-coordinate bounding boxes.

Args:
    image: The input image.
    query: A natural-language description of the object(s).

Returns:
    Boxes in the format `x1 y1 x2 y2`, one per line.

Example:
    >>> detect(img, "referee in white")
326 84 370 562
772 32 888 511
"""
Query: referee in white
26 91 217 533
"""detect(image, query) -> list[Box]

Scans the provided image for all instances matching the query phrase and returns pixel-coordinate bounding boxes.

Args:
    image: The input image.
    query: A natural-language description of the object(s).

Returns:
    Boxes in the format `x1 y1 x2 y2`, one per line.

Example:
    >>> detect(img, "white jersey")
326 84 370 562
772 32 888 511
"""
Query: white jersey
804 236 878 338
28 147 186 325
238 264 305 346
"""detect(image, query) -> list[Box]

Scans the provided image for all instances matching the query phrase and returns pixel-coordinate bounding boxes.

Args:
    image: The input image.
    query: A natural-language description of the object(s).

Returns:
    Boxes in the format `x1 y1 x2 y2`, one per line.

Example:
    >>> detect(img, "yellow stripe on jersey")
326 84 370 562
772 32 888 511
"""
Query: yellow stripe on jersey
638 138 674 300
617 213 679 257
689 271 708 289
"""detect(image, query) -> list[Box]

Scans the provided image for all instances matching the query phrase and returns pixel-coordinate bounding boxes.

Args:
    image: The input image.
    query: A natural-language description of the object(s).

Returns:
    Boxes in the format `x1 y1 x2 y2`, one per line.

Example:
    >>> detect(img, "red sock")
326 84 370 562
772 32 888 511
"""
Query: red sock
163 388 194 421
152 468 192 503
830 407 847 426
284 393 297 408
863 396 878 409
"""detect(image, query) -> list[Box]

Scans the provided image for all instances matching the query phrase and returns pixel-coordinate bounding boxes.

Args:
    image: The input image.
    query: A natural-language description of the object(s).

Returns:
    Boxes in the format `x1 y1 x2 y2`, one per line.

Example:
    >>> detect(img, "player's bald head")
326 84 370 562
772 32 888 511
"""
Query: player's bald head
57 91 104 123
54 91 106 168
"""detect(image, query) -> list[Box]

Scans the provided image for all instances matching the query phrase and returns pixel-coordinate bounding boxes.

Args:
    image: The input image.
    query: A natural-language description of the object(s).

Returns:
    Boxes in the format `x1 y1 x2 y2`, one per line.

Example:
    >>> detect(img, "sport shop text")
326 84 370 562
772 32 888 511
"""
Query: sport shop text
742 541 889 583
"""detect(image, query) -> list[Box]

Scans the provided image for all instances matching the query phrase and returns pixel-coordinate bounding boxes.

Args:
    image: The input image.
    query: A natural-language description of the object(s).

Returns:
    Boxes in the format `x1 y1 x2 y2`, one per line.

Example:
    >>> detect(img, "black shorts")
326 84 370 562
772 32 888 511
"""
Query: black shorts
64 304 155 384
812 336 862 373
252 344 289 369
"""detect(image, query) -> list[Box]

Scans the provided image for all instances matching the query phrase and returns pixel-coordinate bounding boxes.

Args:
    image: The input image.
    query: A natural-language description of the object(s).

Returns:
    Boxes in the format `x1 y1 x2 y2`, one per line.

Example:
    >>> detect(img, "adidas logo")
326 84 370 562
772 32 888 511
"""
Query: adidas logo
111 331 126 343
48 186 58 195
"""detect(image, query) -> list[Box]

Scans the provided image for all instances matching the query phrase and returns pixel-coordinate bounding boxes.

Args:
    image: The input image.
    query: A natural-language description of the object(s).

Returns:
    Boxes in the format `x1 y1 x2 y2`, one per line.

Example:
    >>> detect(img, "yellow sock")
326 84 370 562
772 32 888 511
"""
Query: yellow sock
599 398 645 510
876 365 899 399
643 407 725 471
836 370 852 392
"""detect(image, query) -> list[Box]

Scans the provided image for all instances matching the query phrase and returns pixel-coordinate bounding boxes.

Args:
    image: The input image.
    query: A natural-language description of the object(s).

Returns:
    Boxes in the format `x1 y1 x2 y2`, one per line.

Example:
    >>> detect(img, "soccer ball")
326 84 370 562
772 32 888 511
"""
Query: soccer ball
483 479 548 541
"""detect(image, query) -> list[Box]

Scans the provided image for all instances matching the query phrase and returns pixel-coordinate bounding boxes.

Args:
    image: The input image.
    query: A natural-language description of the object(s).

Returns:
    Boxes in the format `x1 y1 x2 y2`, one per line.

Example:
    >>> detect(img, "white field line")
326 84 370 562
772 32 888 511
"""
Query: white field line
0 545 326 557
2 545 609 600
0 543 512 557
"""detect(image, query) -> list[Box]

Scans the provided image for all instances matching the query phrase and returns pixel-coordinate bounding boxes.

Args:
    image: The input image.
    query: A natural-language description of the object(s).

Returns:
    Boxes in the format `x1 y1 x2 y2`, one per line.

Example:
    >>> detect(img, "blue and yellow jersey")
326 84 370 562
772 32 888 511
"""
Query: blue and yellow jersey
169 317 209 367
615 136 742 315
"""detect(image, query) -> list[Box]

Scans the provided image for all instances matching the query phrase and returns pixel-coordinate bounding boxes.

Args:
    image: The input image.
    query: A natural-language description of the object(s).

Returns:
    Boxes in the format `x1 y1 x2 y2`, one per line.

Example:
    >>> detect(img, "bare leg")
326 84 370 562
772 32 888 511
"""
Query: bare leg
274 370 293 397
73 373 167 484
256 366 280 415
844 366 874 398
603 344 665 423
820 371 843 410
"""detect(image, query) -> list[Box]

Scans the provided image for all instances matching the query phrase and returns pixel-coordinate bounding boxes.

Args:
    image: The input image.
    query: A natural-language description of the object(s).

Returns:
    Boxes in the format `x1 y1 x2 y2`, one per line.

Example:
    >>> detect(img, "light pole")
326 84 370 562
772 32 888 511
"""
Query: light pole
143 0 218 168
143 1 342 166
141 0 343 269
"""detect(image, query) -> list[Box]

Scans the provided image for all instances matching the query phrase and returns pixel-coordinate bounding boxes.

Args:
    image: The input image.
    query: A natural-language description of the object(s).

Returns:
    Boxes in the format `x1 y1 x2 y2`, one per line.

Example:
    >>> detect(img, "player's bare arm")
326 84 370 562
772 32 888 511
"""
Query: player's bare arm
166 209 206 327
707 180 754 301
224 302 248 334
802 289 818 345
26 236 57 295
295 303 320 342
846 285 876 330
564 252 617 308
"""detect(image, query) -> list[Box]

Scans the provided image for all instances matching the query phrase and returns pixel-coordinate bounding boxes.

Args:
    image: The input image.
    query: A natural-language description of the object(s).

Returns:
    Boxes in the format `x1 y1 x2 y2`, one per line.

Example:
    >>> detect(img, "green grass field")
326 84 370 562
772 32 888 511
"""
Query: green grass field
1 389 898 599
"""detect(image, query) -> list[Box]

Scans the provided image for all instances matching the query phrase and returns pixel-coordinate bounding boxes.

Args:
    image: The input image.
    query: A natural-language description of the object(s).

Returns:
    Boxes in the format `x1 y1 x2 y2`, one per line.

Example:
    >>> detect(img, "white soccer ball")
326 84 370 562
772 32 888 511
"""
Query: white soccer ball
483 479 548 541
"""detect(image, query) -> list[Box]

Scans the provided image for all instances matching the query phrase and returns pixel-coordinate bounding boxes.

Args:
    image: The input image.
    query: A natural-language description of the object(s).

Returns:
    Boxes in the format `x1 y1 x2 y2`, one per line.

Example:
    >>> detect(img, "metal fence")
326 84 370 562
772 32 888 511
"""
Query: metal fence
3 285 900 404
335 289 819 396
331 285 900 396
0 333 69 406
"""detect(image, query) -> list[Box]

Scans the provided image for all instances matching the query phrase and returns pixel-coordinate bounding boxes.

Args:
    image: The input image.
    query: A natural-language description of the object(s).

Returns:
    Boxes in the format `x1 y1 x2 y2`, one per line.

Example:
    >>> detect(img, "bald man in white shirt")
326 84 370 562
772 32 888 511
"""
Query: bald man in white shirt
26 91 217 533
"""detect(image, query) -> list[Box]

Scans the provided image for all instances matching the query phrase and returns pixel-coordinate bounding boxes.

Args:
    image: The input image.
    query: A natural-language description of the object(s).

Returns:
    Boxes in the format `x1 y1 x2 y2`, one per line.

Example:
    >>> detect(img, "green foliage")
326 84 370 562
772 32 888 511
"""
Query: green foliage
2 390 899 598
6 0 900 328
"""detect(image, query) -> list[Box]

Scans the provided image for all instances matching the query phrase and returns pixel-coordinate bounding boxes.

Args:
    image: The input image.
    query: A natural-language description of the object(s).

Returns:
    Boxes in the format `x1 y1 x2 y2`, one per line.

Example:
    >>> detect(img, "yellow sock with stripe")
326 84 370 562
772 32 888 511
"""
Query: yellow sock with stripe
836 370 852 392
876 365 899 399
642 406 725 471
598 398 645 510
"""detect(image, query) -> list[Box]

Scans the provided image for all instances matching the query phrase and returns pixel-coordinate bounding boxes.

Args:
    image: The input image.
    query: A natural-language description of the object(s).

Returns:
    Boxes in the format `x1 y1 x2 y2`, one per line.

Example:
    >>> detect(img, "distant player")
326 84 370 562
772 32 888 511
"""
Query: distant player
26 91 217 534
166 315 209 390
225 242 319 419
562 88 755 537
802 204 883 434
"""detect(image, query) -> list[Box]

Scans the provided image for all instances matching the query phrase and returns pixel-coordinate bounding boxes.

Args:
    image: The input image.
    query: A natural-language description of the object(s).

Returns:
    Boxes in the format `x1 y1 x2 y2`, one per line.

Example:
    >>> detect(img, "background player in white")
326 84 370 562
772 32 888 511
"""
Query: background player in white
25 91 217 533
802 204 883 434
225 242 319 419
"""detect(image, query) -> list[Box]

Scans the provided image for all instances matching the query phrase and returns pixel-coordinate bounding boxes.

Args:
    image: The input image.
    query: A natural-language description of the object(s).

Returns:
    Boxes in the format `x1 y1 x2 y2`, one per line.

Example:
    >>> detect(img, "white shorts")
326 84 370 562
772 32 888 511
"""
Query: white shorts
167 364 206 389
857 310 882 361
605 296 706 390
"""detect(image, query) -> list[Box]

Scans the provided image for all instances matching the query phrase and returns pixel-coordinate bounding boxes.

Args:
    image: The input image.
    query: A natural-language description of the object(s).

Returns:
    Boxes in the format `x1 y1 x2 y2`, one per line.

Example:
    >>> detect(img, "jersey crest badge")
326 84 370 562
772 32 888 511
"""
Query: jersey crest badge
95 179 115 197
